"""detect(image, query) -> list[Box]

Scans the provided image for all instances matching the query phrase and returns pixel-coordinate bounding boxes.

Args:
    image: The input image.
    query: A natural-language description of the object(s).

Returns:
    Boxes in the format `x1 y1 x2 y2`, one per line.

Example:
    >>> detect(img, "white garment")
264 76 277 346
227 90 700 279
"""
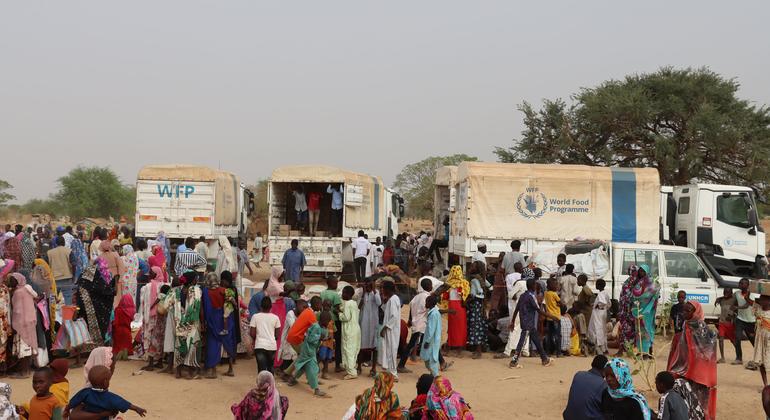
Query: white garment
250 313 281 351
63 232 74 249
352 237 371 259
89 239 102 262
588 289 610 352
409 291 429 334
359 291 381 349
377 295 401 377
472 250 486 264
417 276 443 294
558 274 580 310
278 311 297 360
371 244 384 270
292 191 307 212
505 273 524 316
503 313 529 357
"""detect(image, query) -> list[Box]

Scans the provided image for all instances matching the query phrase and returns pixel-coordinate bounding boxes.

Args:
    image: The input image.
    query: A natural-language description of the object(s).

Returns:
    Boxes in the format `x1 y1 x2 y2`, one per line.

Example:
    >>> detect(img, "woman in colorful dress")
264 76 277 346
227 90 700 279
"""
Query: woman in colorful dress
76 258 116 350
630 265 659 355
10 273 38 378
112 294 136 358
424 376 474 419
119 245 139 305
148 245 168 283
443 266 469 357
667 300 717 420
140 266 167 371
231 371 289 420
617 265 639 354
354 372 402 419
169 272 203 379
467 261 487 359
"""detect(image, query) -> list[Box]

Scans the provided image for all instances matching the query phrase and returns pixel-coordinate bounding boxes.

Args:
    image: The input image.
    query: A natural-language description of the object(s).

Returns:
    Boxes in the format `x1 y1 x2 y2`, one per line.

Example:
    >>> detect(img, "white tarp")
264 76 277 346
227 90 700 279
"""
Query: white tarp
529 244 611 280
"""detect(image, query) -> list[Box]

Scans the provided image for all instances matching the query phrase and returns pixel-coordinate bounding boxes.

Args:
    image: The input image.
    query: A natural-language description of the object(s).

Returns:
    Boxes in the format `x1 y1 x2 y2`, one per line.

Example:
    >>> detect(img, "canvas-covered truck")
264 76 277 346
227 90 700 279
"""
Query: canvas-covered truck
267 165 404 276
435 162 661 265
135 164 254 244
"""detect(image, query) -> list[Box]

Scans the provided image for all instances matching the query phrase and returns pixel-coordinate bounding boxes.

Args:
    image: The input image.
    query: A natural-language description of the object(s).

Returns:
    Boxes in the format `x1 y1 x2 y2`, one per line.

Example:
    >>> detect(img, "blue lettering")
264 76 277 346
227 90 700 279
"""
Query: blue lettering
157 184 173 198
175 185 181 198
685 294 710 304
184 185 195 198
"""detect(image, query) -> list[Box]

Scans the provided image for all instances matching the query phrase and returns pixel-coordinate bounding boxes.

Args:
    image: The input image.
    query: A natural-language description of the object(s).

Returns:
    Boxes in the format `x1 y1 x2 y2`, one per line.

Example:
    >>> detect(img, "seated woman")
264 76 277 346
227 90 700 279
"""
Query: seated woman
424 376 473 419
601 358 652 420
354 372 402 419
231 371 288 420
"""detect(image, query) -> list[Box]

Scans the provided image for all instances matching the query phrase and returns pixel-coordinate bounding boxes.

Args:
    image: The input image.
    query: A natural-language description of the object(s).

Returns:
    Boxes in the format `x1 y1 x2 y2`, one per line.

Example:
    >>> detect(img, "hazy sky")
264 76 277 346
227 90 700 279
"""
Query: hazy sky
2 1 768 203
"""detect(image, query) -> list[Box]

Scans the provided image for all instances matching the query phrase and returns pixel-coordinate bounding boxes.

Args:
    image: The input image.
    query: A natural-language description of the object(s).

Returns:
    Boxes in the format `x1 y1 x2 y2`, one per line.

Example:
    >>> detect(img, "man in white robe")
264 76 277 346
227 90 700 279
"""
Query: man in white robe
377 280 401 379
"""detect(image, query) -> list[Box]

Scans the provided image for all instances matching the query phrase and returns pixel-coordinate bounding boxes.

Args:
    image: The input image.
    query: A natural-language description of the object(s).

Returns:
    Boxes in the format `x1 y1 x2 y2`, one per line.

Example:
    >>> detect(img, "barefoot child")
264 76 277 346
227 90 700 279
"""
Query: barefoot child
715 288 737 364
17 367 64 420
337 286 360 380
753 294 770 386
65 365 147 419
318 302 336 380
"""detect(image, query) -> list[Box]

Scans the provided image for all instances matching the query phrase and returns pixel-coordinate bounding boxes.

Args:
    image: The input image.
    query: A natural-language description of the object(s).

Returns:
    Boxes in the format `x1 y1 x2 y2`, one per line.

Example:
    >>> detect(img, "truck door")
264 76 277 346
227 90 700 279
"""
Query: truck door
662 250 717 318
673 187 695 248
713 192 762 269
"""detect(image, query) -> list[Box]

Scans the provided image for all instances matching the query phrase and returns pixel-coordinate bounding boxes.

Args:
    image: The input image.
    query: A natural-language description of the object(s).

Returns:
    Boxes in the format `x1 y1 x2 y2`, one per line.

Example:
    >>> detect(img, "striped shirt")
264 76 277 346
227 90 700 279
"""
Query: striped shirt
174 249 207 277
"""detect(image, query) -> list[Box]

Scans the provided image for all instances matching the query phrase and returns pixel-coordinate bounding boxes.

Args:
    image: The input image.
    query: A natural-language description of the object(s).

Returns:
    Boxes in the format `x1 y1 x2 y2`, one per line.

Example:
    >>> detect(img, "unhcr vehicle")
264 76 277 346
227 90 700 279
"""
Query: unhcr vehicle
267 165 403 275
135 164 254 246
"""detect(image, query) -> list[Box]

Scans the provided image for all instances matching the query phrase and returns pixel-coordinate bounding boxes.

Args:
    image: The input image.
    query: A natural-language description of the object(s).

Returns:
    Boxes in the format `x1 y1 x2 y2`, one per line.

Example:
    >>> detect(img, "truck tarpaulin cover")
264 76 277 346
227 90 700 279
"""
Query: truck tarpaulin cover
455 162 660 243
138 164 240 226
270 165 384 230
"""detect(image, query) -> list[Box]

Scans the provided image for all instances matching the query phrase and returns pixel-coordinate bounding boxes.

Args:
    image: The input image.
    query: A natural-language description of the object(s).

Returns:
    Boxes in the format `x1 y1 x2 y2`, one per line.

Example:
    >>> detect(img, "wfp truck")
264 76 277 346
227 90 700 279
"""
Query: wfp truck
135 164 254 245
435 162 765 278
267 165 404 276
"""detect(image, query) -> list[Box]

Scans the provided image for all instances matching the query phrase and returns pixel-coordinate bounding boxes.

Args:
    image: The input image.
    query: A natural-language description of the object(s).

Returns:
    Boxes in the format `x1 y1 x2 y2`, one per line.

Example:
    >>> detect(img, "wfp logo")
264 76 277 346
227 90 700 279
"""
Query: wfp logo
516 189 548 219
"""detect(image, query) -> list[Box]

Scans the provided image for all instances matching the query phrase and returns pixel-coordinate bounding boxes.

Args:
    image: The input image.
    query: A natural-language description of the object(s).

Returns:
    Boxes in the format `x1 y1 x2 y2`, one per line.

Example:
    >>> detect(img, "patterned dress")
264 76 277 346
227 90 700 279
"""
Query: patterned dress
120 246 139 305
467 277 487 347
0 286 11 363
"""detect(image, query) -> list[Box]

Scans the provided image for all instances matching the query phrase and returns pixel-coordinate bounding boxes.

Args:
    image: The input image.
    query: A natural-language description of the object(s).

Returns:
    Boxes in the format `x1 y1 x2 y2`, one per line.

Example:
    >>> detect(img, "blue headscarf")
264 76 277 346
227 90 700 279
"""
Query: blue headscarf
70 238 90 280
605 358 651 420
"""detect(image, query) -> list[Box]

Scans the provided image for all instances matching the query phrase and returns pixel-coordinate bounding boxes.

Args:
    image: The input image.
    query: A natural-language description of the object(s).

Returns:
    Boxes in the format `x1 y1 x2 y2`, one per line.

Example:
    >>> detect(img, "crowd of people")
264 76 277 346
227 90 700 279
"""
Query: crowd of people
1 221 769 418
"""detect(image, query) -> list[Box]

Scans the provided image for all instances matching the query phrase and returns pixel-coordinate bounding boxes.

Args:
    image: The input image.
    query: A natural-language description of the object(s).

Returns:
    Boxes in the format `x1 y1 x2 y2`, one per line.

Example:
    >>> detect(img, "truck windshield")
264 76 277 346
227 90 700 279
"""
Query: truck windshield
716 195 752 229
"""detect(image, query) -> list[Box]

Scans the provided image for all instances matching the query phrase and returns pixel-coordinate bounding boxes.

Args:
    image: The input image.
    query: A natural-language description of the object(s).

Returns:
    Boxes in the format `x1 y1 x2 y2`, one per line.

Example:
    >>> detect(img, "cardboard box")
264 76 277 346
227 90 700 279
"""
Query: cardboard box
289 230 301 237
750 280 770 296
278 225 290 235
315 230 327 237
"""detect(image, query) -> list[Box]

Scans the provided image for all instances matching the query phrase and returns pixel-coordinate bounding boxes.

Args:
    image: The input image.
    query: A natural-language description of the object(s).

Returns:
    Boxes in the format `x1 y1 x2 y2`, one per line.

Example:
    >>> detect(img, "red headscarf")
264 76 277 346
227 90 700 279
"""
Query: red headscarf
50 359 69 383
116 294 136 321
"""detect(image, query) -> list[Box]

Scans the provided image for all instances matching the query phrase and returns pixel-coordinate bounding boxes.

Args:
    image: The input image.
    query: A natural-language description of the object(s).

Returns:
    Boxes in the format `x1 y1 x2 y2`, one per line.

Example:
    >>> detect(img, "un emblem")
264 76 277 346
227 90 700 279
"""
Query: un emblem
517 192 548 219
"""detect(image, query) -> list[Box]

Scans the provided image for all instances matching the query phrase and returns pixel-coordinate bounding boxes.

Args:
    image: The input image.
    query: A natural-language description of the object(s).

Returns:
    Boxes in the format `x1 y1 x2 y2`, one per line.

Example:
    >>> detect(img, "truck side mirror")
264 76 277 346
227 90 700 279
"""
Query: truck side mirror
698 268 707 282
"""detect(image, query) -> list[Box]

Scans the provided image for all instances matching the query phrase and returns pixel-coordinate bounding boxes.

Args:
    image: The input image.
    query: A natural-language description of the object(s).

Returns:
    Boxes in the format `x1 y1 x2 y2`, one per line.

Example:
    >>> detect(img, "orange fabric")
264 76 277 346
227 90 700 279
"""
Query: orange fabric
287 308 317 346
28 394 63 420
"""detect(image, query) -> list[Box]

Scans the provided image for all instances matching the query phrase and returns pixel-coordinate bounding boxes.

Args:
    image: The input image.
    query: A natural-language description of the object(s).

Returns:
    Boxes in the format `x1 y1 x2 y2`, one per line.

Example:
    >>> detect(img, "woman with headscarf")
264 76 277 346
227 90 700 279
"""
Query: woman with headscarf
119 244 139 305
408 374 434 420
201 272 237 378
442 266 469 356
49 359 70 406
601 358 651 420
168 272 204 379
424 376 473 420
112 294 136 358
0 273 10 368
264 267 289 367
99 240 125 280
489 254 507 316
354 371 401 420
667 300 717 420
9 272 38 378
69 234 89 282
630 266 659 355
3 236 21 269
617 265 640 354
19 230 36 278
139 266 167 371
215 236 237 279
148 245 167 282
76 259 116 349
83 347 114 387
231 371 289 420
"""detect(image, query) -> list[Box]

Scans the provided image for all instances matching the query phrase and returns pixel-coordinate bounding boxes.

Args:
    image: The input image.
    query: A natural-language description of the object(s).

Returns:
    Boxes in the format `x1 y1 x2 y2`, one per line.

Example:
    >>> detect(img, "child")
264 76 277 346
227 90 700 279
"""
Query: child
754 294 770 386
17 367 64 420
589 279 610 355
65 365 147 419
715 288 737 364
320 277 343 373
318 303 336 380
654 371 688 420
337 286 361 380
509 278 559 368
670 290 687 335
543 277 562 357
221 274 237 336
289 311 330 397
559 306 574 356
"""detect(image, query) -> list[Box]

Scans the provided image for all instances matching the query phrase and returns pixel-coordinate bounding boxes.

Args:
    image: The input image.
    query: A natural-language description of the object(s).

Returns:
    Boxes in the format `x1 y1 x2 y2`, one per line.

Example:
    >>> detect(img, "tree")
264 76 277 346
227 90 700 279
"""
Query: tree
393 154 478 218
54 166 135 220
0 179 14 206
495 67 770 192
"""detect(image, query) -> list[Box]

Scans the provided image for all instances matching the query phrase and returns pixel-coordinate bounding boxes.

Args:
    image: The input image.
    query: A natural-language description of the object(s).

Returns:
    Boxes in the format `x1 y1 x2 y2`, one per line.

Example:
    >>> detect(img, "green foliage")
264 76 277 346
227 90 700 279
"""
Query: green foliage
495 67 770 192
393 154 478 218
0 179 15 206
53 166 135 220
19 198 63 216
657 282 679 337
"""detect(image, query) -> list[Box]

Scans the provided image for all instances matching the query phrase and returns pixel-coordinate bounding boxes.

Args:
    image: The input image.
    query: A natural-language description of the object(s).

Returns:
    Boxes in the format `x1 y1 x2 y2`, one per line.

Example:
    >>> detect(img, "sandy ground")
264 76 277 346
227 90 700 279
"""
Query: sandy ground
2 266 765 418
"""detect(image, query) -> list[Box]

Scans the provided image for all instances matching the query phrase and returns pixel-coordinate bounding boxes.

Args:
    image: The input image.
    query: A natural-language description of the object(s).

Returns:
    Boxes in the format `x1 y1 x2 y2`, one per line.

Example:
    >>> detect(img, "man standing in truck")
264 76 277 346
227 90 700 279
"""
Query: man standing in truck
282 239 306 283
327 184 344 235
502 240 526 276
307 189 322 236
292 186 308 233
352 231 370 282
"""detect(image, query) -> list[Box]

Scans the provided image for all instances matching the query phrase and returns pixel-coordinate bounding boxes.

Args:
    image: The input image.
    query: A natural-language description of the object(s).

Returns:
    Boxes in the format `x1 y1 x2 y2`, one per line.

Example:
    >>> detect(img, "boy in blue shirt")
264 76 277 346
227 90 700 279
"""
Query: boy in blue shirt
65 365 147 419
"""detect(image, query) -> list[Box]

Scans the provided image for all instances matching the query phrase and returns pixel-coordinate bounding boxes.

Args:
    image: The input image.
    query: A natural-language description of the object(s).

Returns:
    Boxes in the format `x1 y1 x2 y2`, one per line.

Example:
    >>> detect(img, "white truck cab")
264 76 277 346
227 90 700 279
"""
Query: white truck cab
661 184 766 278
